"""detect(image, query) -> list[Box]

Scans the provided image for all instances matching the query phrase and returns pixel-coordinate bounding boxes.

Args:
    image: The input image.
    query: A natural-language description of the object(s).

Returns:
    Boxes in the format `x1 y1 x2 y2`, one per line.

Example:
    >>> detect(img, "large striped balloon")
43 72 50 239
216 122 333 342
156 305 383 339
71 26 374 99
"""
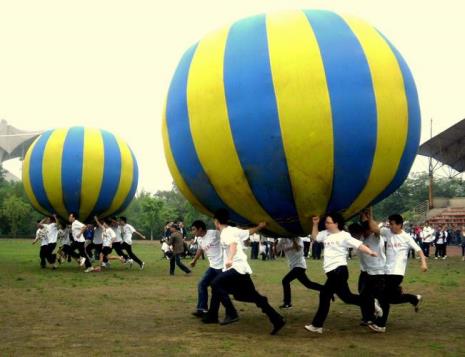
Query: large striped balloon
22 127 138 222
162 10 421 237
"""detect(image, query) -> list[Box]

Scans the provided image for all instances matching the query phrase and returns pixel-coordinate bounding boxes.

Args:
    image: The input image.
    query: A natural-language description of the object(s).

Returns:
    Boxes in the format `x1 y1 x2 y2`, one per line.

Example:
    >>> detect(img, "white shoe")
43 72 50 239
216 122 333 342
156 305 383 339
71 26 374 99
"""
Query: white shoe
368 323 386 333
442 256 447 260
434 257 438 260
414 295 423 312
84 267 94 273
101 262 107 268
304 324 323 334
140 262 145 270
128 259 134 268
79 257 86 267
374 299 383 318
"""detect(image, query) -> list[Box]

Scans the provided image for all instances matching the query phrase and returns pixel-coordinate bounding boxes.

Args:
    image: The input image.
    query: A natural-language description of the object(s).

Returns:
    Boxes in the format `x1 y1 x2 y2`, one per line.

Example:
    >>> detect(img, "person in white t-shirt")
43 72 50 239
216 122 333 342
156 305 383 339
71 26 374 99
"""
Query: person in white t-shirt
68 212 93 272
109 218 129 263
305 214 377 334
57 225 73 264
249 233 261 259
189 220 223 317
366 213 428 333
118 216 146 269
421 225 435 257
92 217 119 272
32 219 49 268
202 209 285 335
275 237 323 309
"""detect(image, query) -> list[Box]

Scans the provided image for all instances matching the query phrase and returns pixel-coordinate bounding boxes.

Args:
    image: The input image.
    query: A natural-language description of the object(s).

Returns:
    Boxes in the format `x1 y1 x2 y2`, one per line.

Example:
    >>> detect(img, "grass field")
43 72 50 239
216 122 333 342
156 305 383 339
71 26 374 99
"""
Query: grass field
0 239 464 356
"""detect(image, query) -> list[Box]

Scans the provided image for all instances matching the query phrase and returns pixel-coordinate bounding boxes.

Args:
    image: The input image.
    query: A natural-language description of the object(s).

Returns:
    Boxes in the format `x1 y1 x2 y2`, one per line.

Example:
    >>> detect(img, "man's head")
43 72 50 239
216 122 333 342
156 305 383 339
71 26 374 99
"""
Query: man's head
388 214 404 234
213 209 229 230
119 216 127 225
169 223 179 233
191 220 207 237
68 212 78 223
348 222 363 239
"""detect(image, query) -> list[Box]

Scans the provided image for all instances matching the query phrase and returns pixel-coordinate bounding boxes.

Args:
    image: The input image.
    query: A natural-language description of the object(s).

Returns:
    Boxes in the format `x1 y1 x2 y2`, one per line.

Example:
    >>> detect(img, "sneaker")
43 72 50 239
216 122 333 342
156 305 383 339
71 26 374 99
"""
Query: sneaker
368 323 386 333
414 295 423 312
434 257 438 260
279 304 292 309
271 318 286 335
79 257 86 267
374 299 383 318
220 315 239 325
127 259 134 268
192 310 207 318
442 256 447 260
101 262 107 268
304 324 323 334
84 267 94 273
140 262 145 270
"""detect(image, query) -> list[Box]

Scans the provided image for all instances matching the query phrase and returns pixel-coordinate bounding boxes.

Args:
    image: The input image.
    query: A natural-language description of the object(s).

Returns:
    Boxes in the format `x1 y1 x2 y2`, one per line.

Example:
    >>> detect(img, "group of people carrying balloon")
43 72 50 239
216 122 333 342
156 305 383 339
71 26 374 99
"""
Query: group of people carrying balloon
33 214 146 272
185 208 428 334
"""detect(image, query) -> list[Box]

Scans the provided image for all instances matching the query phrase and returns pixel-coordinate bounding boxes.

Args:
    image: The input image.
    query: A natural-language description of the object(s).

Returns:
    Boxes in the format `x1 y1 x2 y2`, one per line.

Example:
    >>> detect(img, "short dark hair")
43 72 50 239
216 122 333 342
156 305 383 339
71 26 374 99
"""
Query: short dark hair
69 212 78 219
214 209 229 225
325 212 345 230
348 222 363 236
119 216 127 223
191 220 206 231
388 214 404 226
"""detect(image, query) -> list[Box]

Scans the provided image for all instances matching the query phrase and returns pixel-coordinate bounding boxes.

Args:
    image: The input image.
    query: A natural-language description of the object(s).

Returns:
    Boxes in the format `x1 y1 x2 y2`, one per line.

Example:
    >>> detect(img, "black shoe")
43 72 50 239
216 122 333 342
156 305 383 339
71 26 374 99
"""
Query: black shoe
279 304 292 309
220 315 239 325
271 318 286 335
192 310 207 318
202 315 219 324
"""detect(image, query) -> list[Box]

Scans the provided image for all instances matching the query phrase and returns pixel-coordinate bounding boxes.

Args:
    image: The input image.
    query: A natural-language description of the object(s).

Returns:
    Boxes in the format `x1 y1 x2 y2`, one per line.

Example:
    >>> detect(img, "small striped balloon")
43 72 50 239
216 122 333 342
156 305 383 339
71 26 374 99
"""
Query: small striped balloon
163 10 421 237
22 127 138 222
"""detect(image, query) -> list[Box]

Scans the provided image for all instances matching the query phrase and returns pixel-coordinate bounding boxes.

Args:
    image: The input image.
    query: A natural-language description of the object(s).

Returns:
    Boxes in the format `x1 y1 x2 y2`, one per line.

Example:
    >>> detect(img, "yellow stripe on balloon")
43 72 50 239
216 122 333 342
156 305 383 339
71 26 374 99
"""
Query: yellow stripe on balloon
342 16 408 218
162 105 212 216
79 128 104 221
42 128 69 219
187 25 288 236
102 136 133 218
266 10 334 231
22 137 49 215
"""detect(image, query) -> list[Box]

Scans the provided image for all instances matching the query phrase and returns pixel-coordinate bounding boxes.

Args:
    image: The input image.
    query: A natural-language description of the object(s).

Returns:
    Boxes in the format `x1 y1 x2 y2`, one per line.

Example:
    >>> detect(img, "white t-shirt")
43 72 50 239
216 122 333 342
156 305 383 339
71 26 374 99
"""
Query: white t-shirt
197 230 223 269
249 233 261 243
422 226 435 243
102 227 115 247
61 228 71 245
93 226 103 245
360 233 386 275
220 226 252 274
381 227 421 276
36 227 48 246
316 230 362 273
112 226 123 243
71 220 86 243
301 236 311 243
44 223 59 244
277 238 306 269
122 224 136 245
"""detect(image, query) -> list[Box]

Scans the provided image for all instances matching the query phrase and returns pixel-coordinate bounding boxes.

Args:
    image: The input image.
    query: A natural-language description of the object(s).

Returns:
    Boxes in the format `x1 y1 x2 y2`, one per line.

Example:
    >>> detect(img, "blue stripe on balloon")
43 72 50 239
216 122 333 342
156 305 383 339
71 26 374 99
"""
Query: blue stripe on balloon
29 130 54 213
305 10 378 213
372 33 421 203
223 14 303 234
116 147 139 215
166 43 248 225
89 130 122 218
62 127 84 217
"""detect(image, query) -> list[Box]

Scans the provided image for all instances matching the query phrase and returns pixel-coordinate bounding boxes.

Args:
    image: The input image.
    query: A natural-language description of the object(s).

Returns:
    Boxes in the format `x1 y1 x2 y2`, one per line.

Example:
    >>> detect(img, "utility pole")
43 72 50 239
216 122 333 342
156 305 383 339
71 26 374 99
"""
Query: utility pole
428 118 434 209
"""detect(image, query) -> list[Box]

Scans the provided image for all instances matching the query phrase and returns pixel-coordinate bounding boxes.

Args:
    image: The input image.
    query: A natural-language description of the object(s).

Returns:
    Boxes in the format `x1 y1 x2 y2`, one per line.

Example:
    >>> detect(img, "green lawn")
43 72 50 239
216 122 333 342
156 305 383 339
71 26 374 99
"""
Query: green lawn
0 239 464 356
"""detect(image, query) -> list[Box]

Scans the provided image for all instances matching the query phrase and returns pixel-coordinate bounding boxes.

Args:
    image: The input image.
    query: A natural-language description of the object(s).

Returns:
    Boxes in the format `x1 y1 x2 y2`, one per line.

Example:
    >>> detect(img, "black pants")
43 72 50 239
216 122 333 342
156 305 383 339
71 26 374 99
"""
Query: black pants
250 242 259 259
358 271 368 294
61 244 73 262
462 244 465 256
207 269 283 325
282 267 322 305
421 242 430 257
39 245 48 268
375 275 419 327
122 242 143 266
360 274 385 322
170 254 191 274
112 242 129 261
70 241 91 268
101 246 112 263
46 243 57 264
435 244 445 258
311 266 360 328
303 241 310 258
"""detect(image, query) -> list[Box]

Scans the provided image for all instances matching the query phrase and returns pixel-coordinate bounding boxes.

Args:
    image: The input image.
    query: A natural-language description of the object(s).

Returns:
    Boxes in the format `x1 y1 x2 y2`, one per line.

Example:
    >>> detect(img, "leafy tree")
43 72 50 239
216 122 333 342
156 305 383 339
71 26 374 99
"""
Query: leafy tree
1 194 31 237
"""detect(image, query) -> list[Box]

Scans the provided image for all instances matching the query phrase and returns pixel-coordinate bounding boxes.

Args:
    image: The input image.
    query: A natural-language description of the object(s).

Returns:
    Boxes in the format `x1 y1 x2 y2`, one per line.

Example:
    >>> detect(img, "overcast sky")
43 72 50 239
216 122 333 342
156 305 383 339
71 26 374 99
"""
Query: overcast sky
1 0 464 191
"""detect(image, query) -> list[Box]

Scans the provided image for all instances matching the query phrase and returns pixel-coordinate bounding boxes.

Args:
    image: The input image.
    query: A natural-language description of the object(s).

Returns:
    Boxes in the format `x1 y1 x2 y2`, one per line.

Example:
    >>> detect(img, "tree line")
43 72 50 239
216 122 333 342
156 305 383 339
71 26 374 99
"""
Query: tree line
1 165 465 238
